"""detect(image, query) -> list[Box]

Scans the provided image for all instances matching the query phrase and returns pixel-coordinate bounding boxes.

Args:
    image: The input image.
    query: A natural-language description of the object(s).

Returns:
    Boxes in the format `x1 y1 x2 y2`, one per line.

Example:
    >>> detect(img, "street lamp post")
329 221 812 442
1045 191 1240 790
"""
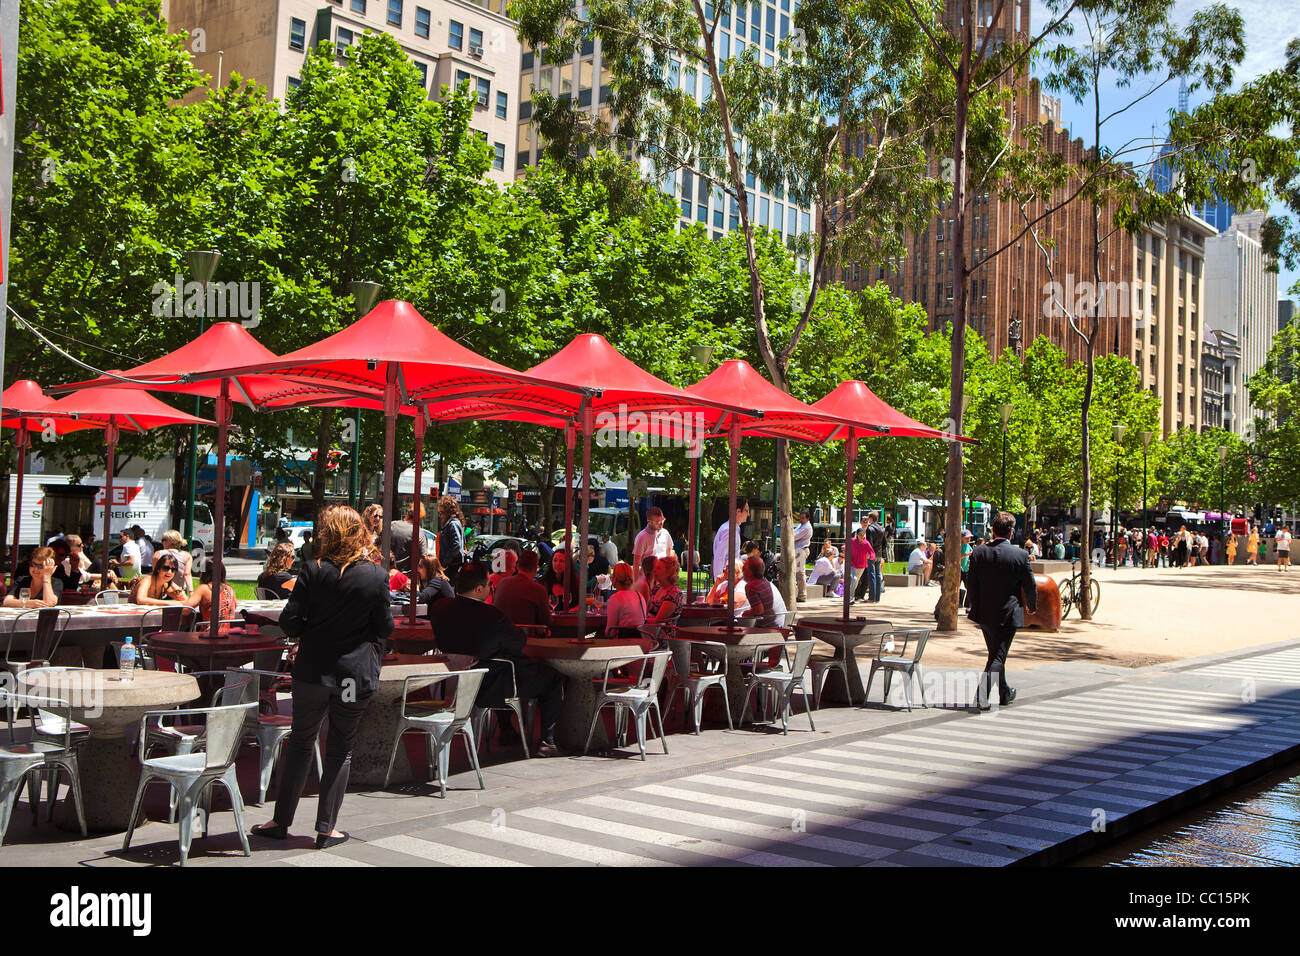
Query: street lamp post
1141 430 1153 569
1218 444 1229 564
1112 423 1127 570
349 281 383 511
184 250 221 545
999 404 1013 511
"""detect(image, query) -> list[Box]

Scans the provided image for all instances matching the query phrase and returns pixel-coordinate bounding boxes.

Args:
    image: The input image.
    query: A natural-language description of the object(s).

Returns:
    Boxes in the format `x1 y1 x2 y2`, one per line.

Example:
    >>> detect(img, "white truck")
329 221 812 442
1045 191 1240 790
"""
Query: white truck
7 474 215 553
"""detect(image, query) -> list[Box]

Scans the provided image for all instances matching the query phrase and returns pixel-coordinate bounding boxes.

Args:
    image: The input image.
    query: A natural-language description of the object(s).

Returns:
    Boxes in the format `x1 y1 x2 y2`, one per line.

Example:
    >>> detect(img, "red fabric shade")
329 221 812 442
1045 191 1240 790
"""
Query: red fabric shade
43 387 214 430
810 380 975 443
191 301 577 405
48 322 367 411
2 379 92 435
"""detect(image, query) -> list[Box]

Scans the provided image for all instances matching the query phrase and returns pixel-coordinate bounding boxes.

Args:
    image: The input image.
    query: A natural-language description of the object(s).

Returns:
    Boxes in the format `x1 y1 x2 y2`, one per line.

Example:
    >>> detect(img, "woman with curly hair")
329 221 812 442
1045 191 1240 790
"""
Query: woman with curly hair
436 494 466 581
252 505 394 850
257 541 298 598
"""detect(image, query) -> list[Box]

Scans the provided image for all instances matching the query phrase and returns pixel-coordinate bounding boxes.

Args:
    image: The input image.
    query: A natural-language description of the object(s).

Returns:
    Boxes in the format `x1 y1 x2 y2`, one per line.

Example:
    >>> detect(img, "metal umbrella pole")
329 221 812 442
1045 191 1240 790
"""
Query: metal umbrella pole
208 380 233 638
379 363 399 571
408 410 427 623
726 418 740 624
842 431 857 623
686 444 700 604
9 420 29 586
577 398 593 637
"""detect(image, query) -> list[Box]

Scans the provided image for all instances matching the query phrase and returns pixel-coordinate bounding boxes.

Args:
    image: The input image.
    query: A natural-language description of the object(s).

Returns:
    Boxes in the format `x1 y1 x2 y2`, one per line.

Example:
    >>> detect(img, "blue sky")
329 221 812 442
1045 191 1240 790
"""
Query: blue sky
1030 0 1298 300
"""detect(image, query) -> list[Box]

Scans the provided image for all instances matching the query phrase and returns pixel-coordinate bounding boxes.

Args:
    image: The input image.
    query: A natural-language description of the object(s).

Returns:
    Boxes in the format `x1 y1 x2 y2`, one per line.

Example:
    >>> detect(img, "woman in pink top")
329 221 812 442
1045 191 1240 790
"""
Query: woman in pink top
604 562 647 636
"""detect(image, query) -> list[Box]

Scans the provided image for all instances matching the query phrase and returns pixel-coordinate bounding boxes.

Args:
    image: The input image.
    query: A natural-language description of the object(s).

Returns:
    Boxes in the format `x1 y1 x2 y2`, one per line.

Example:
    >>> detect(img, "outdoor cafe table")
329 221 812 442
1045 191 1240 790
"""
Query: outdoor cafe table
144 629 289 675
238 598 288 630
524 637 645 751
350 654 450 787
793 616 892 706
671 624 787 724
0 603 172 667
549 611 608 639
17 668 200 831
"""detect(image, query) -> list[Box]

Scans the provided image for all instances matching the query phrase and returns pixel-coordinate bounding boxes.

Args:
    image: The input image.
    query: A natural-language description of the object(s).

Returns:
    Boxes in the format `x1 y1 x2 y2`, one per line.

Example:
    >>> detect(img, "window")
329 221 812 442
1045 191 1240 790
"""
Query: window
415 6 430 38
413 61 427 87
456 69 471 89
496 91 508 118
336 27 354 57
387 0 402 26
476 77 490 107
449 20 463 50
287 76 302 91
289 18 307 51
493 142 505 170
351 0 366 12
470 27 484 52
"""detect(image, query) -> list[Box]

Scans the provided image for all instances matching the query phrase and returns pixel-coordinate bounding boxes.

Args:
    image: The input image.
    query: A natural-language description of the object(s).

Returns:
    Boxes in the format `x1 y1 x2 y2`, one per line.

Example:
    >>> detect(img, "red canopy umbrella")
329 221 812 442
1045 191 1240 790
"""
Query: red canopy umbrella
190 301 589 622
681 360 892 616
50 322 369 636
2 380 94 584
40 387 213 593
414 335 760 635
757 380 975 622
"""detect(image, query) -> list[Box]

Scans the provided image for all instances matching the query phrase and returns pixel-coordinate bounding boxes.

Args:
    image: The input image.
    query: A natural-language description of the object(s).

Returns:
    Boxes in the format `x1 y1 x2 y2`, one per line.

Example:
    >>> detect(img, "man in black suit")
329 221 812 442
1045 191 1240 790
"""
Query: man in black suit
429 562 564 756
965 511 1037 709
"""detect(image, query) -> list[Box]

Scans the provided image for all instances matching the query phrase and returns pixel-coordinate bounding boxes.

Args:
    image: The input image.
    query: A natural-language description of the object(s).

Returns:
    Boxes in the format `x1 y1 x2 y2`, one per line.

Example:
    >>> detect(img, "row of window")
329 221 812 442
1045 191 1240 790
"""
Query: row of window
315 1 434 37
293 8 484 54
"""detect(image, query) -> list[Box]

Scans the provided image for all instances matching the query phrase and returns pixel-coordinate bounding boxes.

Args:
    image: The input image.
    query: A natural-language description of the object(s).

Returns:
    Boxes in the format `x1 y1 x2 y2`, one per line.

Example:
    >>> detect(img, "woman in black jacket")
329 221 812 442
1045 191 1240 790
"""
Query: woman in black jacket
252 505 394 849
437 495 466 581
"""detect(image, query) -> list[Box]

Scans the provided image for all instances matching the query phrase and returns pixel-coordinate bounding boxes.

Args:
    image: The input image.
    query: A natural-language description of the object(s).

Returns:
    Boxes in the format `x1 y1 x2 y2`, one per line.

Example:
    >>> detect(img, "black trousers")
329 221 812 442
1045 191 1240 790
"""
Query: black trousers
853 565 871 600
273 679 371 835
978 624 1016 703
513 660 564 745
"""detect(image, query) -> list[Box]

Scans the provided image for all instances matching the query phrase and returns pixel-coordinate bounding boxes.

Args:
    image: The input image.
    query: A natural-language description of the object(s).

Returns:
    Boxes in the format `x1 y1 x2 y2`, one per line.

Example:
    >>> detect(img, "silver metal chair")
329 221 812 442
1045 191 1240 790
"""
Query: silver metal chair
384 669 488 797
141 670 256 821
92 590 124 606
15 667 92 822
583 651 671 760
739 639 817 734
0 692 87 845
253 587 282 601
3 608 73 742
226 668 324 805
123 701 257 867
663 639 732 734
798 625 857 709
470 658 535 760
864 629 931 711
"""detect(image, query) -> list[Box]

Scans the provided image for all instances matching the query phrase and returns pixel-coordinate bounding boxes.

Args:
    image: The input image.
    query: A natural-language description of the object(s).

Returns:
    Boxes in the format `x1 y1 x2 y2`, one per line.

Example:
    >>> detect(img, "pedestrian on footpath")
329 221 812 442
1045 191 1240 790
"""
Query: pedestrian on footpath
1226 532 1238 565
965 511 1037 710
850 527 874 603
793 510 813 602
865 511 887 603
1247 525 1260 565
1276 525 1292 571
632 506 674 583
1158 530 1170 567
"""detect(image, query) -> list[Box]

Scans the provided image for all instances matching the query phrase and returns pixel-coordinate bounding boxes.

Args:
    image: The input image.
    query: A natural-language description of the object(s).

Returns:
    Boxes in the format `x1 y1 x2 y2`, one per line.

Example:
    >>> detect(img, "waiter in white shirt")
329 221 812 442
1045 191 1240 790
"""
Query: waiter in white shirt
632 506 674 581
793 511 813 602
712 499 750 576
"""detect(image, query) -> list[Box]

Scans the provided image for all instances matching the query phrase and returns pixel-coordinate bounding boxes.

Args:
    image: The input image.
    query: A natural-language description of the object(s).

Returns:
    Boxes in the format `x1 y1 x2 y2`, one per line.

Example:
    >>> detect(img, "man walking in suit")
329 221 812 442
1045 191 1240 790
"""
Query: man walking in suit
965 511 1037 710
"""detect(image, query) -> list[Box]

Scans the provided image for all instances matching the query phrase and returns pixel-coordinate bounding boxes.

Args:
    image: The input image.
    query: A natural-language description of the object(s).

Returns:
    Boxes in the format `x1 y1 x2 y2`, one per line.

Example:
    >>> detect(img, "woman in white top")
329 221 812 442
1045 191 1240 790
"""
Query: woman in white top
604 562 647 635
811 547 842 593
907 541 932 585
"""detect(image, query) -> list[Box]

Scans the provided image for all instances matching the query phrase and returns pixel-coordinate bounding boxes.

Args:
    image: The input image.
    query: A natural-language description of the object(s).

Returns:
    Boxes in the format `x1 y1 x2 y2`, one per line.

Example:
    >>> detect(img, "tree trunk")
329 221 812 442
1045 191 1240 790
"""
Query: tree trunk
937 28 972 632
1078 349 1096 618
777 437 796 607
310 408 332 521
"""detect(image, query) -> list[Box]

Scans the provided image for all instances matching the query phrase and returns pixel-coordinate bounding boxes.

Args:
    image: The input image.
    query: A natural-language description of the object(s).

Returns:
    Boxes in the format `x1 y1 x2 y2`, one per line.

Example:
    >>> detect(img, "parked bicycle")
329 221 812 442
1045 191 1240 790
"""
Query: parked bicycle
1058 557 1101 619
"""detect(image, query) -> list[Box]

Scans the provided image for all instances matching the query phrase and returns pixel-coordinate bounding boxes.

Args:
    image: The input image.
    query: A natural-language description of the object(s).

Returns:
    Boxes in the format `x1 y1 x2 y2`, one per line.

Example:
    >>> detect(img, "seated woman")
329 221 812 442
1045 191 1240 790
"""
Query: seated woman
705 559 751 613
540 550 580 611
186 563 238 631
742 554 778 625
257 542 298 598
488 548 517 602
417 553 454 611
129 551 187 605
5 547 63 608
645 554 684 635
633 554 656 603
603 562 646 636
810 546 842 594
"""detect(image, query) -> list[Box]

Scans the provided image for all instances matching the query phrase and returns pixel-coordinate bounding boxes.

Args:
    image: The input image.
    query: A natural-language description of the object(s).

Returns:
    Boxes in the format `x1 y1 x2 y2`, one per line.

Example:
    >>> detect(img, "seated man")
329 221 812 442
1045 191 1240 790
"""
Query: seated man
491 550 551 628
429 562 564 756
908 539 933 585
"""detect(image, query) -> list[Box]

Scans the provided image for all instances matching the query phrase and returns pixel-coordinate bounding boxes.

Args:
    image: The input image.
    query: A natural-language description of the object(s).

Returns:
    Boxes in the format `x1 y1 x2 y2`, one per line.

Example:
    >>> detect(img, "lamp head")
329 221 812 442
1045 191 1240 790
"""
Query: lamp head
690 345 715 367
1113 424 1127 443
1141 430 1153 450
185 249 221 284
351 280 383 317
999 404 1013 430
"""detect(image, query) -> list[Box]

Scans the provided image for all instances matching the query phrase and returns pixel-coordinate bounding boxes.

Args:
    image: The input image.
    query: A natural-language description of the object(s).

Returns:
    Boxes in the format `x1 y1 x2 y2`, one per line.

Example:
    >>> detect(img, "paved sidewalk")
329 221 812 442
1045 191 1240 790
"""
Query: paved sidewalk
11 637 1295 868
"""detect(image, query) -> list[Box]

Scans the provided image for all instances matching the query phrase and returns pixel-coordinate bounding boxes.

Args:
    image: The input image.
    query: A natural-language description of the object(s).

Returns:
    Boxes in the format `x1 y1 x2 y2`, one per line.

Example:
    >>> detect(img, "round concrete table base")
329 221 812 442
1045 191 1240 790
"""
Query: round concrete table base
795 617 892 706
349 660 449 788
524 639 645 753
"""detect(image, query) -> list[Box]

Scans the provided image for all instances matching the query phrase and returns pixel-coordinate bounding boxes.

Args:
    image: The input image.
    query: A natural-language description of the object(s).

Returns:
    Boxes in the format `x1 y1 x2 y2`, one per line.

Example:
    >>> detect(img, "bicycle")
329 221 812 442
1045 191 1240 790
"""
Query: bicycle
1058 557 1101 619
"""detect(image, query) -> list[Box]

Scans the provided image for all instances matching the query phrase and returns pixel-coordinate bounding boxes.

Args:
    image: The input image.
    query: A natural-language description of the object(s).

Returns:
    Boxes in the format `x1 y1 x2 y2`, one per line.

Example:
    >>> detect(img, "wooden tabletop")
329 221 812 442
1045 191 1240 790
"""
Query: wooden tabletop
673 624 785 646
145 630 287 652
524 636 644 660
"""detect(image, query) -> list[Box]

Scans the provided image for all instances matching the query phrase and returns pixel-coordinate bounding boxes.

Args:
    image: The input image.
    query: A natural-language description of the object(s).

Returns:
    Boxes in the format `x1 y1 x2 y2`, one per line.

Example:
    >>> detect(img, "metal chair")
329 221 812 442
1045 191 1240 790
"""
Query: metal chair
0 692 88 845
226 668 324 805
93 590 124 606
864 629 931 711
14 667 93 820
253 587 283 601
470 658 535 760
138 605 193 642
142 670 256 820
663 639 732 734
123 701 257 867
383 669 488 797
583 651 671 760
798 625 858 709
739 640 817 734
3 609 73 742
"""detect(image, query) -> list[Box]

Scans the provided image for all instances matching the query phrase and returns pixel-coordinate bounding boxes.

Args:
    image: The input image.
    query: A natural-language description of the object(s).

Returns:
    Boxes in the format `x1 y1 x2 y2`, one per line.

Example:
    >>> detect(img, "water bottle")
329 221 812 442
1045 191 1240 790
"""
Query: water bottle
119 637 136 682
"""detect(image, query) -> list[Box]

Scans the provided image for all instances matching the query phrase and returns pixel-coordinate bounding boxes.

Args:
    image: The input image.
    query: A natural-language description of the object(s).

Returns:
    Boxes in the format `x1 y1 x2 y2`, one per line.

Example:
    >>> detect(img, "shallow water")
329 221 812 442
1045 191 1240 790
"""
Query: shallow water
1078 762 1300 866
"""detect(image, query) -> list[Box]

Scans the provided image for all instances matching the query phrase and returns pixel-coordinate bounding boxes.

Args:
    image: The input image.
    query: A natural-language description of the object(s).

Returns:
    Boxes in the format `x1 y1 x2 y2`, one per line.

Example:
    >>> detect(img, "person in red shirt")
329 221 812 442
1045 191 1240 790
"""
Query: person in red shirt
849 527 876 603
1157 532 1170 567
